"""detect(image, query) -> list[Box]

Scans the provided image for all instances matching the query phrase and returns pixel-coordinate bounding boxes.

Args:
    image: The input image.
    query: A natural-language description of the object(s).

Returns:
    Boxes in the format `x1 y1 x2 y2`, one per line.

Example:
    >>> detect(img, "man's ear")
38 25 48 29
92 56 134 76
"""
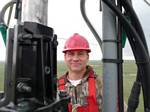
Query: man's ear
64 53 66 60
87 53 89 60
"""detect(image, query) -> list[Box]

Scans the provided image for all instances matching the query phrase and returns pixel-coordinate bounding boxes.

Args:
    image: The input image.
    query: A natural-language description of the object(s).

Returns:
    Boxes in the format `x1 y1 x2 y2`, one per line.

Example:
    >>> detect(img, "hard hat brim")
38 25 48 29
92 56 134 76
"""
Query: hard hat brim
63 48 91 53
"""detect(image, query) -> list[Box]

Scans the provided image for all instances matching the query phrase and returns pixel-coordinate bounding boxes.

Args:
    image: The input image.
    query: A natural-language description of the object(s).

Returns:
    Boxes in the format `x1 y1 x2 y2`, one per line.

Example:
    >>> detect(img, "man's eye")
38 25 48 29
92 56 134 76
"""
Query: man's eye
78 53 84 56
67 52 74 56
78 52 85 56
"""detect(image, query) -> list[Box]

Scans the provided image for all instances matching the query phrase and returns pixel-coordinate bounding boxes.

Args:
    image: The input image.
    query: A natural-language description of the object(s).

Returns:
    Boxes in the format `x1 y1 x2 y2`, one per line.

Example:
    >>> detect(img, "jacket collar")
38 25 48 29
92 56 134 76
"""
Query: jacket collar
64 65 96 84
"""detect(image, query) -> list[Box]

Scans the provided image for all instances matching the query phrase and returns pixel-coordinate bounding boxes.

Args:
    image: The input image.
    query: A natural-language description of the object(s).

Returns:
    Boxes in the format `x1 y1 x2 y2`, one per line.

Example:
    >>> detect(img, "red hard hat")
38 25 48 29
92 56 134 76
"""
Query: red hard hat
63 33 91 53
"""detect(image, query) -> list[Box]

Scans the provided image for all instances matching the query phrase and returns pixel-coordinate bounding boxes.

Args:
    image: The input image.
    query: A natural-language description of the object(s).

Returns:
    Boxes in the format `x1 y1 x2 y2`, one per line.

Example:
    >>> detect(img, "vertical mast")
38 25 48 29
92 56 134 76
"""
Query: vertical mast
102 0 118 112
21 0 48 25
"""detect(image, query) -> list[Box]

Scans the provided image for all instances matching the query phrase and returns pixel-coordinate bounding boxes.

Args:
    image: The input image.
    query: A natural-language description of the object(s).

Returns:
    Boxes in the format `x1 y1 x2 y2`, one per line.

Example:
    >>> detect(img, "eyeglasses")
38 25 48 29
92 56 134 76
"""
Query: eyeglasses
65 51 88 58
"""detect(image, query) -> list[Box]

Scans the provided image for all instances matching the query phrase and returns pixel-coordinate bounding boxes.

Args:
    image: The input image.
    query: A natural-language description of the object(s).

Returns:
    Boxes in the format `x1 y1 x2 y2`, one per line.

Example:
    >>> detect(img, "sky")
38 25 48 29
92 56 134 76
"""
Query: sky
0 0 150 61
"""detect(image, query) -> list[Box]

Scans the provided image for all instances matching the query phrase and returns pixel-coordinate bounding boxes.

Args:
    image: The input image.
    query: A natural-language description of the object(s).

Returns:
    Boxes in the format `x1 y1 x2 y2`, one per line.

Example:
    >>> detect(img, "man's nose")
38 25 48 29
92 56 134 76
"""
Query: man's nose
72 54 80 60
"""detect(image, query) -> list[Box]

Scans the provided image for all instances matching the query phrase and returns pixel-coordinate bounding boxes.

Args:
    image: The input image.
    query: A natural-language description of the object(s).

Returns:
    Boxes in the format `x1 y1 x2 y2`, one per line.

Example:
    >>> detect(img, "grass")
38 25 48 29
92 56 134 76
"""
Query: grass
0 62 4 90
0 60 143 111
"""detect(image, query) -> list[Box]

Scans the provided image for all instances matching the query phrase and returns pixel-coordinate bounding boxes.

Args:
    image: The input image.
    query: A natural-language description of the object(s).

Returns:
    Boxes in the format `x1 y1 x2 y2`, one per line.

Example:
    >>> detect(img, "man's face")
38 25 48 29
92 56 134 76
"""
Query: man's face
64 50 89 73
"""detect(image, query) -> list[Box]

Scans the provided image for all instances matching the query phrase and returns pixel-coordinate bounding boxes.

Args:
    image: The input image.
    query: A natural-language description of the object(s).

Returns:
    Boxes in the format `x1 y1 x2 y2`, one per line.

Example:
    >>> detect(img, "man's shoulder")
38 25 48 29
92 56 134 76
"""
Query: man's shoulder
57 74 67 86
58 74 66 80
95 75 103 88
95 75 102 80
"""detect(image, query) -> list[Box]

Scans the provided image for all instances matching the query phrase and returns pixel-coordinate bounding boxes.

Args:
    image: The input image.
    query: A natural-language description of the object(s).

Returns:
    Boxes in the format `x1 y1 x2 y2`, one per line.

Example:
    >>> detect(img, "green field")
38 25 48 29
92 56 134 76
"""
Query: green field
0 60 143 111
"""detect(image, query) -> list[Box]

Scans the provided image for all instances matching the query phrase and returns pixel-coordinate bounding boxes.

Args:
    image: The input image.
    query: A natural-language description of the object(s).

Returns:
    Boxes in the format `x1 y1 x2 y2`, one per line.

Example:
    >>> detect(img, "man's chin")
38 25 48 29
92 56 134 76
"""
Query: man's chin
71 67 81 72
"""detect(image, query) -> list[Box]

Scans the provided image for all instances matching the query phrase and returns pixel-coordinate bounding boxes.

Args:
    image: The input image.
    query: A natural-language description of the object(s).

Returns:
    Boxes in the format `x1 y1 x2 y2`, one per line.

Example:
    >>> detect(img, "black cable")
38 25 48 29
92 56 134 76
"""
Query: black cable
126 31 142 112
102 0 150 73
116 0 124 111
15 0 21 19
0 0 16 26
80 0 102 51
127 80 141 112
121 0 149 53
123 11 150 112
102 0 150 76
122 16 150 112
121 0 148 83
40 39 47 105
102 0 150 111
144 0 150 6
121 0 149 84
7 5 13 26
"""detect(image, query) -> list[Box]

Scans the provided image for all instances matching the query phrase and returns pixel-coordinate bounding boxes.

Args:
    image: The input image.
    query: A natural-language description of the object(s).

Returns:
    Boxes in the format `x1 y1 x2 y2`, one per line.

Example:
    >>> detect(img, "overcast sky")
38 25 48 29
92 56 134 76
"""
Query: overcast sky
0 0 150 61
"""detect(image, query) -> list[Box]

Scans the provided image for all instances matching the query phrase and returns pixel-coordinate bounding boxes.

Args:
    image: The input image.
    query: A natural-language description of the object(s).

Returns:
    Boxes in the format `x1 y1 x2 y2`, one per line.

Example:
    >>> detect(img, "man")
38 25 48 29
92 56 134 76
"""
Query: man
58 33 103 112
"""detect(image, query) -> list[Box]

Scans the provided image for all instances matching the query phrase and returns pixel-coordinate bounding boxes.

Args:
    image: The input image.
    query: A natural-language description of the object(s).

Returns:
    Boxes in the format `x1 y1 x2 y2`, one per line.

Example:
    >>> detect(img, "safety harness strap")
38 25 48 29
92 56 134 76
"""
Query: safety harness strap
88 70 96 97
58 75 66 90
